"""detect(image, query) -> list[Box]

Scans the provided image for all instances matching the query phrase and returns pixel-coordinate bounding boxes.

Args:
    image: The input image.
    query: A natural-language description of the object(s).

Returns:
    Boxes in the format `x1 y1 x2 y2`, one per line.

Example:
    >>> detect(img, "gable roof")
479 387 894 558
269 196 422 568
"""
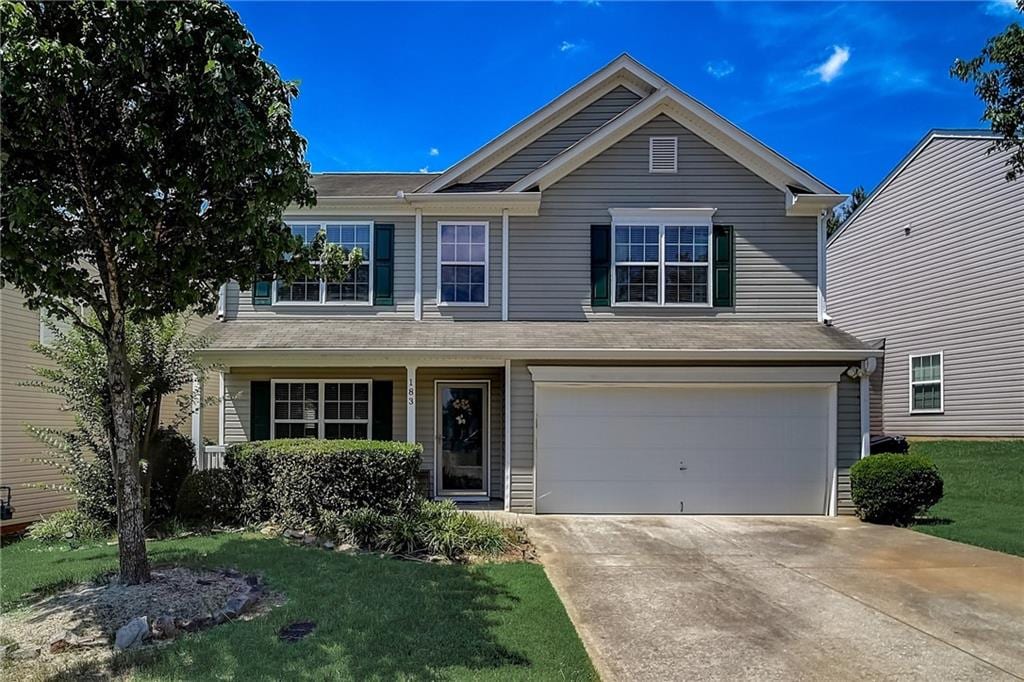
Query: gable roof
311 172 439 197
827 130 1001 247
418 54 661 193
507 84 835 196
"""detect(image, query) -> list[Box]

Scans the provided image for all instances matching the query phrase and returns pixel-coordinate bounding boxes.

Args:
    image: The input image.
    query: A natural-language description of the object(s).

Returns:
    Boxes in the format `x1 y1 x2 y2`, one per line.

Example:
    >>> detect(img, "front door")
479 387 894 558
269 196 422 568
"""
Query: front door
435 381 489 496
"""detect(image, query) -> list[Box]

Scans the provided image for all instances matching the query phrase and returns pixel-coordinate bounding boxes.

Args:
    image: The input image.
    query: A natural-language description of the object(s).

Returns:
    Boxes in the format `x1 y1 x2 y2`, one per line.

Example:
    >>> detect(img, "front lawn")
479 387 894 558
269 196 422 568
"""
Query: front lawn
909 440 1024 557
0 533 597 681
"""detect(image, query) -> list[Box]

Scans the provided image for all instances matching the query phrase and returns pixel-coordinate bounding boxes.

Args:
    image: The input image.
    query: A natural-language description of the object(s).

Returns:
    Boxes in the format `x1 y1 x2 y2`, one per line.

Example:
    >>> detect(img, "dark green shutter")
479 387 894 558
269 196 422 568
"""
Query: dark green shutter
373 225 394 306
371 380 393 441
250 381 271 441
712 225 734 308
590 224 611 307
252 278 273 306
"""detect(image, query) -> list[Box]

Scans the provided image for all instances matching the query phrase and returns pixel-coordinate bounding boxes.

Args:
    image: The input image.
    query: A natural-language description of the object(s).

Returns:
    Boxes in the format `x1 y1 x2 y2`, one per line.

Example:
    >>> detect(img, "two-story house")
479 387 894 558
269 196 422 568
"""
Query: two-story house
196 54 879 516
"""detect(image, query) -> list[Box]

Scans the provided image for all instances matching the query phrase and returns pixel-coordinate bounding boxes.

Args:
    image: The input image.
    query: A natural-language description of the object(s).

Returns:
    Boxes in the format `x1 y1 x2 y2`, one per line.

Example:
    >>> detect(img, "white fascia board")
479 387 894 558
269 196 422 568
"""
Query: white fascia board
287 192 541 217
199 347 883 368
508 92 835 195
418 55 663 193
528 365 848 384
785 190 848 217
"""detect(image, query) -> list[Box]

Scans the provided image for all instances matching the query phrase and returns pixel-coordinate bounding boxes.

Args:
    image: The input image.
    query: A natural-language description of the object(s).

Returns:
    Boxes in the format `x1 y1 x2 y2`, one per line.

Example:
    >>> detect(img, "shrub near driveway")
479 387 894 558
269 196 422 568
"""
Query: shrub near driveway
850 453 944 526
226 439 421 527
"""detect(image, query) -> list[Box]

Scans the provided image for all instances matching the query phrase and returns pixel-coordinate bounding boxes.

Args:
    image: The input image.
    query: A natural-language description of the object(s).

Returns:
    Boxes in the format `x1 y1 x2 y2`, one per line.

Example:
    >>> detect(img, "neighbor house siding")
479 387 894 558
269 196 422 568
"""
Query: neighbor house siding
507 115 819 321
475 85 642 185
837 374 862 515
0 288 75 529
414 367 504 499
828 137 1024 437
227 217 416 320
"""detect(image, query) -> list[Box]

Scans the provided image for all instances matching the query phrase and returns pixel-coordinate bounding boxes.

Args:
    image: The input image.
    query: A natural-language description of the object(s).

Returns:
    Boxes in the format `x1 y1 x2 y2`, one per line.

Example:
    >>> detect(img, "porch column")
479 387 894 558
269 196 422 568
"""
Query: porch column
191 373 203 463
405 365 417 443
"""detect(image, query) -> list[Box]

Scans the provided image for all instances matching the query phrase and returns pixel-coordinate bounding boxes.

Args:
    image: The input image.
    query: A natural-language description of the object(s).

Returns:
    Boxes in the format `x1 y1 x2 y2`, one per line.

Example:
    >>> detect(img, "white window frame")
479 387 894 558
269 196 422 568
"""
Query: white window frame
908 352 944 414
270 379 373 439
437 221 489 307
609 208 715 308
272 221 374 306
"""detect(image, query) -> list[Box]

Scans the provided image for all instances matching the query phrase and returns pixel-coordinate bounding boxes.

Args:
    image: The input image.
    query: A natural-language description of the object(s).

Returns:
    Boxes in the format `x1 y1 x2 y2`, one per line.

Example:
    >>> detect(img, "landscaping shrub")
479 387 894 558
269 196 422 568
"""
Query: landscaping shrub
175 469 240 525
225 439 422 527
850 453 944 526
27 509 110 544
145 428 195 523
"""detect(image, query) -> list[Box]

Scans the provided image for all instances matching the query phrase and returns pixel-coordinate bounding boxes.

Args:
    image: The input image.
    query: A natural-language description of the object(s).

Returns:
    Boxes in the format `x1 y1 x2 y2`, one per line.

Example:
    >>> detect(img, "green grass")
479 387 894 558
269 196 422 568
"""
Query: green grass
909 440 1024 557
1 534 596 681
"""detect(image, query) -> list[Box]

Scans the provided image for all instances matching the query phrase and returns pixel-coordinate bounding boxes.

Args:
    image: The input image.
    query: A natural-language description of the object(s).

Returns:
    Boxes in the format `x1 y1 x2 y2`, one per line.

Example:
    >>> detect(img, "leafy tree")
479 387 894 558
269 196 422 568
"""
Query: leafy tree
1 1 357 582
952 1 1024 181
27 314 216 525
826 185 867 236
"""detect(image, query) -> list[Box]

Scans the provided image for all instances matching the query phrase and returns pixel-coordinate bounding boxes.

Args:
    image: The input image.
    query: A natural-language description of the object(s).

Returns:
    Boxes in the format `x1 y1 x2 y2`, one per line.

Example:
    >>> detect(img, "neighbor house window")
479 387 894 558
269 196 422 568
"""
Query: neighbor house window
272 380 371 439
438 222 488 305
275 222 372 304
610 210 713 306
909 353 943 413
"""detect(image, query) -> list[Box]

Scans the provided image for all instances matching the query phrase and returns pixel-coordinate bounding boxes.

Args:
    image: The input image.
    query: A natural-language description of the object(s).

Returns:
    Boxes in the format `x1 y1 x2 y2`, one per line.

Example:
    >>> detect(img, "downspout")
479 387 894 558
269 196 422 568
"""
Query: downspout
216 283 227 321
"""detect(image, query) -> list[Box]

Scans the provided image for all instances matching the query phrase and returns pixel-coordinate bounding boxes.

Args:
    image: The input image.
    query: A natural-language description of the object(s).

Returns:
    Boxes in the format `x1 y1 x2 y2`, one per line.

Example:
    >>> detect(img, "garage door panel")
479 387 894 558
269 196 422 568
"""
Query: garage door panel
535 384 831 515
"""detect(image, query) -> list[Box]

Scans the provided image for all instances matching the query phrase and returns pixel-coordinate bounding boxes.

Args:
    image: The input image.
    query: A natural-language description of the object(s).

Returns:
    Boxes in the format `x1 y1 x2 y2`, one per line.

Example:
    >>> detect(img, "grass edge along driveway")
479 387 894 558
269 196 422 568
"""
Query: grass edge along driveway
909 439 1024 557
0 533 597 681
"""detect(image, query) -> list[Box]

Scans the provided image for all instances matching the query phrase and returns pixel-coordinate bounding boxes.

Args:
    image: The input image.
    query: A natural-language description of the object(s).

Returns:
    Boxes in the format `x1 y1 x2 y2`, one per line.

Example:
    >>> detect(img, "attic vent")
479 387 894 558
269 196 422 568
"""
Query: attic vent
649 137 677 173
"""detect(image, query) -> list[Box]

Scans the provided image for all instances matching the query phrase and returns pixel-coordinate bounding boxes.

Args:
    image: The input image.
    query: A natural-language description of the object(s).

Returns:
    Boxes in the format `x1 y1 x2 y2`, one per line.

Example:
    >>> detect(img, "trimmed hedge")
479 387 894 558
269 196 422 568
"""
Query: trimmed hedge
175 469 241 525
850 453 944 526
225 439 422 527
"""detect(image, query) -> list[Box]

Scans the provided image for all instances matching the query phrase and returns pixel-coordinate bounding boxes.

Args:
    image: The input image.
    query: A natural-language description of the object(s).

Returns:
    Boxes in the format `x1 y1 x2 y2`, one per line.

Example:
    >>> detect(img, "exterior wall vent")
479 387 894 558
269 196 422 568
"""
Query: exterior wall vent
649 136 678 173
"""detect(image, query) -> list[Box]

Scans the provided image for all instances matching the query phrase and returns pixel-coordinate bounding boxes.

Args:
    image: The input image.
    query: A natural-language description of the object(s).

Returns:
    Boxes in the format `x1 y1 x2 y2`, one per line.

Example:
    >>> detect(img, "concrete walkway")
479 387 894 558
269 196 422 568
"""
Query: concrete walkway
521 515 1024 681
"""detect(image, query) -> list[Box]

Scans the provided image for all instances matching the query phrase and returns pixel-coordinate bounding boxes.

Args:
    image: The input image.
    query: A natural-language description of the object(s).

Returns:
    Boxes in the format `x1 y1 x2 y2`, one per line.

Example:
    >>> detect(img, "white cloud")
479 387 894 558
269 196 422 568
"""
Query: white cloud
984 0 1020 16
559 40 577 53
419 167 429 174
706 60 735 79
429 147 439 157
812 45 850 83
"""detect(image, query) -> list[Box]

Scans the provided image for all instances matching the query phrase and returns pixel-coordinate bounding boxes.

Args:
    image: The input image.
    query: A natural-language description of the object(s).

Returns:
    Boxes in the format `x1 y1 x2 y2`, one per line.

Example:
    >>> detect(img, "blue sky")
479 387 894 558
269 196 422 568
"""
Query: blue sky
230 1 1020 193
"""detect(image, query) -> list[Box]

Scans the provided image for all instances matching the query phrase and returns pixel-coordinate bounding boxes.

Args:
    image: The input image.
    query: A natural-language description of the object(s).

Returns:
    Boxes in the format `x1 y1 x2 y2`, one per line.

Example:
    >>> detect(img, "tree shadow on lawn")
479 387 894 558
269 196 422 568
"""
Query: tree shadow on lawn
136 537 533 680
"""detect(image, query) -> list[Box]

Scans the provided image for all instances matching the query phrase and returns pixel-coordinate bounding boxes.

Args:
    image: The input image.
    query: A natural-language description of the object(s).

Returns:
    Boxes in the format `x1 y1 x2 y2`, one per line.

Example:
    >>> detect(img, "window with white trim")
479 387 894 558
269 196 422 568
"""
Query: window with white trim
612 216 712 306
909 353 943 413
438 222 488 304
275 222 372 304
272 380 371 439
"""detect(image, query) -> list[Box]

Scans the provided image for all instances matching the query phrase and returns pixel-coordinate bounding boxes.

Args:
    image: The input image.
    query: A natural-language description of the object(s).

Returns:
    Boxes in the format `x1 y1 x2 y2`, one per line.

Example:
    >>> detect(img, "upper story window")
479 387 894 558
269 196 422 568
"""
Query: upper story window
438 222 488 305
610 209 713 307
275 222 372 305
909 353 943 413
272 380 371 439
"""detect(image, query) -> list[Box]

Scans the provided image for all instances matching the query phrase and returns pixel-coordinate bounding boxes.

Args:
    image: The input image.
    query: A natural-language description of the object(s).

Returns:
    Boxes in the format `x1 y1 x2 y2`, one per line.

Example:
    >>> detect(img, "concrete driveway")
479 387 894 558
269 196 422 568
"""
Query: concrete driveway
525 515 1024 681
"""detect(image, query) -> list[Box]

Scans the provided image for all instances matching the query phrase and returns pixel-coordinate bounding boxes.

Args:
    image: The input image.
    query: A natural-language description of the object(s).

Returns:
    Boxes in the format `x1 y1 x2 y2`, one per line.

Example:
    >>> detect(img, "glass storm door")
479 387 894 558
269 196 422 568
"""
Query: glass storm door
436 382 488 496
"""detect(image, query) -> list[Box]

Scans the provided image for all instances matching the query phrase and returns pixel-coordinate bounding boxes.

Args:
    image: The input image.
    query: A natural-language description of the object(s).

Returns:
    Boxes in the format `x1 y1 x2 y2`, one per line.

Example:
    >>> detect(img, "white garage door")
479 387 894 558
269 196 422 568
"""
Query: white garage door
535 384 831 514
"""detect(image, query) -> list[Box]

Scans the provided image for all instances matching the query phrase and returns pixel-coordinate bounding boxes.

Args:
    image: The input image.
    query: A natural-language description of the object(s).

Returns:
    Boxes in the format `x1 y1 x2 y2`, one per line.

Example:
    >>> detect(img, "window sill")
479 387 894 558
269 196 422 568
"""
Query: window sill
610 302 713 308
437 302 490 308
271 302 374 307
909 409 944 415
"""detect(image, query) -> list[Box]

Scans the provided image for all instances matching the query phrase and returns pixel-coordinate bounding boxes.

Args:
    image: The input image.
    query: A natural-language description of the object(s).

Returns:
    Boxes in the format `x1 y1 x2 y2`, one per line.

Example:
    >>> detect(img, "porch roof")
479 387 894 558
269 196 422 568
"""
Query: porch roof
198 320 878 363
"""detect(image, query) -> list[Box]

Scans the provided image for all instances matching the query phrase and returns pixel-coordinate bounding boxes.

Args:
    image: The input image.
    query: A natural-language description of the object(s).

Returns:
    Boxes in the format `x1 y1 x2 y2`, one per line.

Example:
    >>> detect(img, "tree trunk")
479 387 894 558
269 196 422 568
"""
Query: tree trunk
106 316 150 584
140 394 162 524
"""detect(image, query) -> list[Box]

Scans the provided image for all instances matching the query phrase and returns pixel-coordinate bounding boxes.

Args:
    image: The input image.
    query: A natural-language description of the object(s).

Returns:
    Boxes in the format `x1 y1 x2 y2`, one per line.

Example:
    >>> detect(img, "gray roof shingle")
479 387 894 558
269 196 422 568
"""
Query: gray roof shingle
200 320 873 356
310 173 440 197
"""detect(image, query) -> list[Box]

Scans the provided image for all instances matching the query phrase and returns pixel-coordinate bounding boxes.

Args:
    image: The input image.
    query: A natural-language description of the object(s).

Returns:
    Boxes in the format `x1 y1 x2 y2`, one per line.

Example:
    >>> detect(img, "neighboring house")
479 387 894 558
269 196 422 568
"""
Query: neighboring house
828 130 1024 439
196 54 879 516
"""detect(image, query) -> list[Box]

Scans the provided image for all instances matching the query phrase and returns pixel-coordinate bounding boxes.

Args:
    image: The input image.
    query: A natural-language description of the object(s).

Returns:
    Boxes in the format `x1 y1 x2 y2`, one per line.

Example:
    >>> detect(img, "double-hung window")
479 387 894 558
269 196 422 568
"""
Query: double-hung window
610 209 714 306
272 380 372 439
275 222 372 304
438 222 488 305
909 353 943 413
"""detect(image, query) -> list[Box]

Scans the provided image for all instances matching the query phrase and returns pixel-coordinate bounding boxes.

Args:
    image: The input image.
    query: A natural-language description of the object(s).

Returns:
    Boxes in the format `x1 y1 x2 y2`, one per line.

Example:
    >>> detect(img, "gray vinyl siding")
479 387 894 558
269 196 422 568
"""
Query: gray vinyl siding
828 137 1024 437
506 361 859 514
508 114 819 320
837 374 862 515
227 217 416 320
422 217 503 320
414 367 504 499
475 86 642 185
222 368 406 443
